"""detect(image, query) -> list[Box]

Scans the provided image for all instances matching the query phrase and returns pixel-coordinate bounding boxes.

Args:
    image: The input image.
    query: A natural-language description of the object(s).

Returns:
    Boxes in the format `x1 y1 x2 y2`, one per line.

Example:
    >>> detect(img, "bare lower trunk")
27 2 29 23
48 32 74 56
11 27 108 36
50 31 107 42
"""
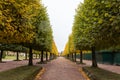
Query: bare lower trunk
28 47 33 66
74 53 76 62
80 50 83 63
71 53 73 61
92 46 98 67
46 51 48 61
16 52 19 60
0 50 3 62
41 51 44 62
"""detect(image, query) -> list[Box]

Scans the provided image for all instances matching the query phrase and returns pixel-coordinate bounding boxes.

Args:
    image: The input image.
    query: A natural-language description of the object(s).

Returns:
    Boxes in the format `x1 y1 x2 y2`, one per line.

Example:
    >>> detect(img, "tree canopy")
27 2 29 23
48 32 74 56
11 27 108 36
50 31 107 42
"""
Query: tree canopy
0 0 54 52
72 0 120 51
0 0 40 43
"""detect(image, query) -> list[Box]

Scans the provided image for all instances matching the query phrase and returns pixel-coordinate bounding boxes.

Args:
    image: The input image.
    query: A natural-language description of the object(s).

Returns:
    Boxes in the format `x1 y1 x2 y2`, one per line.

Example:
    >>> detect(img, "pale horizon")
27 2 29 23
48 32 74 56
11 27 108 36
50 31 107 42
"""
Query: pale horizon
42 0 84 52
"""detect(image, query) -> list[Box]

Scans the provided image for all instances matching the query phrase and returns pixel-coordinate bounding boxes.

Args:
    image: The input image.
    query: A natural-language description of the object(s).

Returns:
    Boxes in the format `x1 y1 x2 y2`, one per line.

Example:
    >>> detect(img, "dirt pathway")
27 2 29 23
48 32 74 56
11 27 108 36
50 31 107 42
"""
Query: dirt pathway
77 59 120 74
40 57 86 80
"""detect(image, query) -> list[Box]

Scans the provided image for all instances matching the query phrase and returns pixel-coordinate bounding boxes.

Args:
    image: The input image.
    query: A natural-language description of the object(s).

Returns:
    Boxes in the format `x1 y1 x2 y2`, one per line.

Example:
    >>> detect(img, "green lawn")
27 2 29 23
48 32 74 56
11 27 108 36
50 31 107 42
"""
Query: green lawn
0 66 42 80
3 56 25 61
83 67 120 80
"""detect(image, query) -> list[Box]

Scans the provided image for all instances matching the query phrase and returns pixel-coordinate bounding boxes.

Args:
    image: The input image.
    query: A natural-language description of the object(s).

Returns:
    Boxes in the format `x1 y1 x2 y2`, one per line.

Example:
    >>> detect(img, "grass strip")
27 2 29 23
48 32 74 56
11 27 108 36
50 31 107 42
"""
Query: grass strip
0 65 42 80
83 67 120 80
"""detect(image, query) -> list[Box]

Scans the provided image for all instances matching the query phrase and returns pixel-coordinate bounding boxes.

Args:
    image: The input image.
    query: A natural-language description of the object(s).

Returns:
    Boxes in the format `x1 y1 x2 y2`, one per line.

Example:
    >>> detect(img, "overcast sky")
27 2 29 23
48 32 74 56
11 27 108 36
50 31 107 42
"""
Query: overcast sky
42 0 84 52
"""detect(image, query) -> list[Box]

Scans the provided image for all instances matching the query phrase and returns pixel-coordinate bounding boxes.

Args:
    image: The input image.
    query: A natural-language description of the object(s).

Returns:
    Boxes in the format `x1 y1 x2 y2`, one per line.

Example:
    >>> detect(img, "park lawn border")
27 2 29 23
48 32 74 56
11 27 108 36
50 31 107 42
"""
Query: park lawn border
82 67 120 80
34 67 45 80
79 68 90 80
0 65 42 80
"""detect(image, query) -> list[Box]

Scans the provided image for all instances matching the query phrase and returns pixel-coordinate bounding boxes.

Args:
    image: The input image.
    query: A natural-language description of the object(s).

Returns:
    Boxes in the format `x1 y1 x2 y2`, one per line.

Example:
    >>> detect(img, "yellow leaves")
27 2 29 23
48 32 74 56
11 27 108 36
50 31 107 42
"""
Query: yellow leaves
6 17 12 23
104 13 109 17
2 23 14 38
76 50 80 53
109 16 116 22
51 40 58 55
0 3 2 9
0 0 51 46
62 42 69 56
10 0 15 3
98 19 103 24
63 34 75 56
0 11 2 16
95 12 99 17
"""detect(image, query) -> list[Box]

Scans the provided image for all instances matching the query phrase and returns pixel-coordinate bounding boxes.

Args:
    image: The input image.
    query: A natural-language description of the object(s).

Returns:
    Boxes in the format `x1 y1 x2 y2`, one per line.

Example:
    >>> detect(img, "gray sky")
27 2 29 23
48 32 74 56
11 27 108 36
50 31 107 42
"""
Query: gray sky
42 0 84 52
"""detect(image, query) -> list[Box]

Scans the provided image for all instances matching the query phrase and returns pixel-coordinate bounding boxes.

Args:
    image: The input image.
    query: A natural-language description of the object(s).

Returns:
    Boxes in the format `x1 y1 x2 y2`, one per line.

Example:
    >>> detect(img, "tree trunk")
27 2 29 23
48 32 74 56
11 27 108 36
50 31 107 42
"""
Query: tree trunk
67 54 69 58
28 47 33 66
74 52 76 62
92 46 98 67
50 53 52 60
0 50 3 62
71 53 73 61
41 51 44 62
111 52 114 65
46 51 48 61
16 52 19 61
80 50 83 63
39 54 41 58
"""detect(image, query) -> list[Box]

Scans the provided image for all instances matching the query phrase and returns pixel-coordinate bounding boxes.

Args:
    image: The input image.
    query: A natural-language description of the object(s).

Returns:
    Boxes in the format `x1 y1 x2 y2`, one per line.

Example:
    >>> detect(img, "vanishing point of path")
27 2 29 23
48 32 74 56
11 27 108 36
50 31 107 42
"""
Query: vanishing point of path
40 57 86 80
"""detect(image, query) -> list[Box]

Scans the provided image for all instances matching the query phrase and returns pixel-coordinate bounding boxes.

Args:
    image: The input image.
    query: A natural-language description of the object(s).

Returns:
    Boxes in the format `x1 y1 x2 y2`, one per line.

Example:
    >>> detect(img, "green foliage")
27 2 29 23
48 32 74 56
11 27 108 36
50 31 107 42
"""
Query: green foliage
63 34 75 56
0 0 54 52
0 0 38 43
0 44 28 52
72 0 120 50
22 0 53 52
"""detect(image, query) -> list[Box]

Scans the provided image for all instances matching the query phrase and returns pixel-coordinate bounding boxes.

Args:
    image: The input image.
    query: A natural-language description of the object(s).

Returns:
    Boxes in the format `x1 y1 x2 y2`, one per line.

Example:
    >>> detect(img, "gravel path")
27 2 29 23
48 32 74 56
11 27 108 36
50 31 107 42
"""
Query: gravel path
40 57 86 80
77 59 120 74
85 60 120 74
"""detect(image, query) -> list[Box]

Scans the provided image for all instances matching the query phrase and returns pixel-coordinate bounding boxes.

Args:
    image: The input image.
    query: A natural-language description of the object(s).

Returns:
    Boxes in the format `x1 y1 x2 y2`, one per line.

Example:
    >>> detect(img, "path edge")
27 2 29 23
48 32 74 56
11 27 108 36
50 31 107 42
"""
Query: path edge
79 68 91 80
35 67 45 80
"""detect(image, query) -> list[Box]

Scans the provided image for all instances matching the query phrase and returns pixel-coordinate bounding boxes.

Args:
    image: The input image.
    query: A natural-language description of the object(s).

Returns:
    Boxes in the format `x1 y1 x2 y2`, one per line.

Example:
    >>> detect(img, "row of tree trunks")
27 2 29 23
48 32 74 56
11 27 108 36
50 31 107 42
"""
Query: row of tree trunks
67 49 98 67
28 47 56 66
0 48 51 66
0 50 3 62
67 51 83 63
1 47 97 67
0 48 55 66
0 50 28 62
40 52 55 64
